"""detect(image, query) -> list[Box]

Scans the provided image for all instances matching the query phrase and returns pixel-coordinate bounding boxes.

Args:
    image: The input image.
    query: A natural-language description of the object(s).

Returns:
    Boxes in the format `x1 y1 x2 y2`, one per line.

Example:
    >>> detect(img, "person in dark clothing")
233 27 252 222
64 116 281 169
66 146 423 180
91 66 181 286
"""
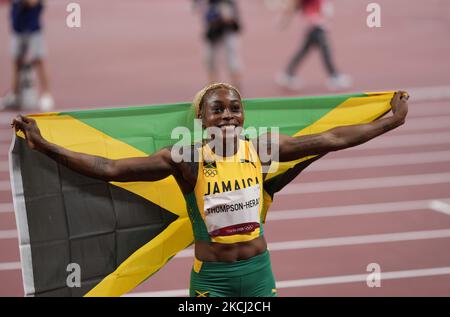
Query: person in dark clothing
193 0 243 90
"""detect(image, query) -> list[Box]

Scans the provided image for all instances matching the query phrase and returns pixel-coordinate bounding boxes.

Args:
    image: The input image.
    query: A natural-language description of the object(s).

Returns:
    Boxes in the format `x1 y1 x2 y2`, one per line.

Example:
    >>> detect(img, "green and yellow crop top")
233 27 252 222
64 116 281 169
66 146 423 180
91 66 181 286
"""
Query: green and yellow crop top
184 139 265 244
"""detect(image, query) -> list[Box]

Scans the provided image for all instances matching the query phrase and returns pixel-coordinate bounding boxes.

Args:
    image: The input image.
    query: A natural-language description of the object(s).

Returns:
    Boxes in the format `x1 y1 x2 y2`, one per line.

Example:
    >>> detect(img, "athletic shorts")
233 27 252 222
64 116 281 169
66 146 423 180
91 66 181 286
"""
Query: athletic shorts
190 250 277 297
11 31 46 61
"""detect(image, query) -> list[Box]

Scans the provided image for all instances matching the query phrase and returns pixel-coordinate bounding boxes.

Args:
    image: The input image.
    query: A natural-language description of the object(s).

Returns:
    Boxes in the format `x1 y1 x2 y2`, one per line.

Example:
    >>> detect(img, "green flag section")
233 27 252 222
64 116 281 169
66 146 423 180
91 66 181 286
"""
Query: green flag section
10 91 394 297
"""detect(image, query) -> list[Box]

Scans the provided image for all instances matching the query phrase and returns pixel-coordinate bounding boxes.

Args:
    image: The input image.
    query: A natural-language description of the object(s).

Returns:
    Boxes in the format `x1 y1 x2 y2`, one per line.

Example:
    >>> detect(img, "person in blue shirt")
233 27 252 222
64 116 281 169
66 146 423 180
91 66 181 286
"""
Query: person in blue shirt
193 0 243 90
2 0 54 111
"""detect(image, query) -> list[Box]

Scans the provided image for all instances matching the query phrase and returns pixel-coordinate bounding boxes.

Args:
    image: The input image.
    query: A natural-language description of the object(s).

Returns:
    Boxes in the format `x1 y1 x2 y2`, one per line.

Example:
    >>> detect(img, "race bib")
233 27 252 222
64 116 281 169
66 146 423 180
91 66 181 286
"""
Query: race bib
203 184 260 237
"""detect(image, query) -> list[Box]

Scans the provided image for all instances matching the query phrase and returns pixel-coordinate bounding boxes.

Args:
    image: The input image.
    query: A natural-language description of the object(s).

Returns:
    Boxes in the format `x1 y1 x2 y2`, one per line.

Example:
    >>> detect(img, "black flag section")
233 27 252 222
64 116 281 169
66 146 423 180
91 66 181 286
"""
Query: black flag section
12 137 178 296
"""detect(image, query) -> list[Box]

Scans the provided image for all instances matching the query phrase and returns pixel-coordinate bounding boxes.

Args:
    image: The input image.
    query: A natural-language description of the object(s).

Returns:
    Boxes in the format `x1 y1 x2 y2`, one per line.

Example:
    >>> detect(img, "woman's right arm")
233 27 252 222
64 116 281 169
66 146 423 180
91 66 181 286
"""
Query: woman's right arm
12 115 177 182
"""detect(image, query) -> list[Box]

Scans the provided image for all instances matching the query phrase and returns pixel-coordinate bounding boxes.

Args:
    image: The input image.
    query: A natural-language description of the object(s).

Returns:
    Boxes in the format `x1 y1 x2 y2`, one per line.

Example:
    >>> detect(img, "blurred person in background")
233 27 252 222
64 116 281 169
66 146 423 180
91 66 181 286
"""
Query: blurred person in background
193 0 243 90
275 0 352 91
1 0 54 111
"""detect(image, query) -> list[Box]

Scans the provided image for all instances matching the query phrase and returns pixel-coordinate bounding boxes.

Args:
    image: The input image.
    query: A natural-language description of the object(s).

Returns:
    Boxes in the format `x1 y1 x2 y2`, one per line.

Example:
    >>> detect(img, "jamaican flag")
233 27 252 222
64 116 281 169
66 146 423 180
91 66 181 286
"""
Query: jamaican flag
10 92 395 296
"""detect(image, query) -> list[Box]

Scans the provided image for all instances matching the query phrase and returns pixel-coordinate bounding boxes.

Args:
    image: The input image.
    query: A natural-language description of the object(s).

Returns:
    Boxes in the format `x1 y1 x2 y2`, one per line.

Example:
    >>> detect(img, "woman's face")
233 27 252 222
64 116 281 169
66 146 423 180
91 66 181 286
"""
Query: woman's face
200 87 244 135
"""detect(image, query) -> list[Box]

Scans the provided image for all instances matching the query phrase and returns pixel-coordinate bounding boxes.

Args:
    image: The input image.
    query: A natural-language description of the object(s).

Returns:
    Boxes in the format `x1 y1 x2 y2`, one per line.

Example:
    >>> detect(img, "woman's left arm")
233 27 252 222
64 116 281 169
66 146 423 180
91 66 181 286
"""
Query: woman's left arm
276 91 409 162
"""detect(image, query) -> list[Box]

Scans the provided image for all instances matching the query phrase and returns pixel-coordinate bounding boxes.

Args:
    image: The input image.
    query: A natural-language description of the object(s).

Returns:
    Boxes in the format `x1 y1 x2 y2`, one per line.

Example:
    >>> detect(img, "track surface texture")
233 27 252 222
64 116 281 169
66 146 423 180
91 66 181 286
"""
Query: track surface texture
1 0 449 296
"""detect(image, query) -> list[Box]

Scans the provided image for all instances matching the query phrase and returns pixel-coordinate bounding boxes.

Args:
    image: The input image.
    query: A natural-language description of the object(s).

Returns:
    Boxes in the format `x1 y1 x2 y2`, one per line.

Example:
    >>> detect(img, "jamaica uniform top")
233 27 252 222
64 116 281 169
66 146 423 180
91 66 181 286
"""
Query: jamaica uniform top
184 139 265 244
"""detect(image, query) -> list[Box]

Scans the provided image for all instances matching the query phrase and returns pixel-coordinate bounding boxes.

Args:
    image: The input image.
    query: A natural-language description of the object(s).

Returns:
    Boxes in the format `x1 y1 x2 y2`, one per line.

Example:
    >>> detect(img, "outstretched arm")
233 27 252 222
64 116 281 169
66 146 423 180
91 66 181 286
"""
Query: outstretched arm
12 115 177 182
276 91 409 162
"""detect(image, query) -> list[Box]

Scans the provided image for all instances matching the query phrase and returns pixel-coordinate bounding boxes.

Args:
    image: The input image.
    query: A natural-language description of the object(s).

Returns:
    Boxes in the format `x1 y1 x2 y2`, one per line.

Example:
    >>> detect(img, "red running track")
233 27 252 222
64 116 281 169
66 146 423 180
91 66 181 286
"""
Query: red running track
0 0 450 296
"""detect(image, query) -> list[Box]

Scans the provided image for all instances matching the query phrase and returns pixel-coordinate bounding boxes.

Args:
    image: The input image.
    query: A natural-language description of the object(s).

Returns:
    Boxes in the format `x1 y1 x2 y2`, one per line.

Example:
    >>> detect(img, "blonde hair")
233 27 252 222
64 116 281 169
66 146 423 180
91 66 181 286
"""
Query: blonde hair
192 82 242 119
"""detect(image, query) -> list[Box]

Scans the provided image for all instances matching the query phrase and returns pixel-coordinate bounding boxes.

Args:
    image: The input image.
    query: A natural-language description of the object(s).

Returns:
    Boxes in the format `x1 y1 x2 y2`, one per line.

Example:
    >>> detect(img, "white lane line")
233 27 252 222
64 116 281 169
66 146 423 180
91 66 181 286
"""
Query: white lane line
0 203 13 213
0 132 450 191
0 84 448 127
125 266 450 297
0 230 17 239
429 200 450 216
1 148 450 176
174 228 450 259
1 198 445 235
0 114 447 141
0 132 449 176
267 229 450 251
0 84 448 124
280 172 450 195
410 104 450 117
402 116 450 132
0 262 21 271
405 85 450 103
4 228 450 270
353 131 450 151
308 150 450 171
278 267 450 289
1 150 449 196
0 198 441 230
267 199 443 221
0 198 444 230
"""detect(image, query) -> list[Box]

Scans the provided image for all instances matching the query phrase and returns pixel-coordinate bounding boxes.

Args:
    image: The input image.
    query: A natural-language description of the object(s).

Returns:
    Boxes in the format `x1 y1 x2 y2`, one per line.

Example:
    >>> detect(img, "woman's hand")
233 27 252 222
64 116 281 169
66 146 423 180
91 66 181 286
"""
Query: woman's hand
390 90 409 124
11 115 46 150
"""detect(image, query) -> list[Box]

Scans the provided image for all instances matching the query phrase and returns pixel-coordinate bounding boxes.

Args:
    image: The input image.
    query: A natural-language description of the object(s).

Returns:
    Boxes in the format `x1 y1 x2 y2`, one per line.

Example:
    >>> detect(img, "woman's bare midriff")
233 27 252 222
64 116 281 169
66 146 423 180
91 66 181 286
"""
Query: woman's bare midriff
194 236 267 262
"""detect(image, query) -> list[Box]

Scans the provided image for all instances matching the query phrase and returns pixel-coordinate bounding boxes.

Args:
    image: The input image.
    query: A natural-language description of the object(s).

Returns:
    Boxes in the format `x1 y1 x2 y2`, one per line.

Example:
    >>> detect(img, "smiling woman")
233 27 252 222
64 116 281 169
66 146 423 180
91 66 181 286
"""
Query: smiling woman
193 83 245 159
193 83 243 124
12 82 408 297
